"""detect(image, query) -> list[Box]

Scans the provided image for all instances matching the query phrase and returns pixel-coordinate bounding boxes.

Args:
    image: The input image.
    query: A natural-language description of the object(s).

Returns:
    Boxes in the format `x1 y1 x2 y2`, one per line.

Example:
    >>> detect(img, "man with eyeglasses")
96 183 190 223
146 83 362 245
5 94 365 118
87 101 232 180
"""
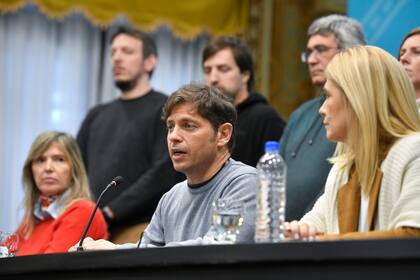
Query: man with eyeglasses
280 14 366 221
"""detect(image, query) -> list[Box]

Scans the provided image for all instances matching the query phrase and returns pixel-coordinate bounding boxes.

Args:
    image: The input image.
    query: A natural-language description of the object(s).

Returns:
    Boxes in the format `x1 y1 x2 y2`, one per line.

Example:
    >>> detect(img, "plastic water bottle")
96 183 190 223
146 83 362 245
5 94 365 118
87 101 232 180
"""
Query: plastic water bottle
255 141 287 243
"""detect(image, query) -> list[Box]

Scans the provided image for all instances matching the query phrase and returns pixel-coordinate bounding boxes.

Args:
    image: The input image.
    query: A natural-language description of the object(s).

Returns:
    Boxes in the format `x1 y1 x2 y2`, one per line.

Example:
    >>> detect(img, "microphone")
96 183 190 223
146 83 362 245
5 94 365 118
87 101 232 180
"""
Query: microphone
77 176 123 252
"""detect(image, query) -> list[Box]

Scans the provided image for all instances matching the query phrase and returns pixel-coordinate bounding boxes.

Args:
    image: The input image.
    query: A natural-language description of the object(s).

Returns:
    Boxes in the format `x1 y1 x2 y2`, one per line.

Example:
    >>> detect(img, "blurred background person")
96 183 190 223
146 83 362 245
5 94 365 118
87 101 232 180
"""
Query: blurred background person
286 46 420 240
16 131 108 256
280 14 366 221
398 27 420 112
77 26 184 243
202 36 285 167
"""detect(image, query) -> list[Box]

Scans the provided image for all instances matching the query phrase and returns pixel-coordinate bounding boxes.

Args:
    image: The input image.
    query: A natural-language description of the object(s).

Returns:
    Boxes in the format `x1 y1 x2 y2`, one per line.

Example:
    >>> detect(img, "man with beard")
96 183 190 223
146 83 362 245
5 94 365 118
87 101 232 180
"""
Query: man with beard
202 37 285 167
77 26 183 242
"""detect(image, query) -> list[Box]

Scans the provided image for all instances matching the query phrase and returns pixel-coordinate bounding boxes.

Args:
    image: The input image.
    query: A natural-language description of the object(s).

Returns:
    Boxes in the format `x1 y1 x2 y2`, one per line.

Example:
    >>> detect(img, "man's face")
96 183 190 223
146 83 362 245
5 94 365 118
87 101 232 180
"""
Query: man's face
305 34 340 87
111 34 147 88
166 102 222 182
203 48 249 102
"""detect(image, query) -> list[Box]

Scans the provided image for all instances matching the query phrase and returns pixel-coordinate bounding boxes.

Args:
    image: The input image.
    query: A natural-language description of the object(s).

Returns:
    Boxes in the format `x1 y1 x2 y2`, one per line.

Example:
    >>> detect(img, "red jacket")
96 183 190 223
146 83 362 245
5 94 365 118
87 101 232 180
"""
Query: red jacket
17 199 108 256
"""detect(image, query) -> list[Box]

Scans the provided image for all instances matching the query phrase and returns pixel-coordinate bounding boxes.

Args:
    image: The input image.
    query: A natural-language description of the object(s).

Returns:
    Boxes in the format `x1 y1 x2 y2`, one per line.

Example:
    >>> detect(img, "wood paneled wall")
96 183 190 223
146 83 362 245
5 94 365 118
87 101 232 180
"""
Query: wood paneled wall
247 0 346 120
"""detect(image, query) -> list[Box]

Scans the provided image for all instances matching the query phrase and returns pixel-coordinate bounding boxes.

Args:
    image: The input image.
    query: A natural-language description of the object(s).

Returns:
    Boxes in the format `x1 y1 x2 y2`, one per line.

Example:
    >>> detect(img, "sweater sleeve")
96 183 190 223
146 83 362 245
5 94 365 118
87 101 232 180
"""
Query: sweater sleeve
217 171 258 243
146 171 257 247
300 165 341 232
300 193 328 232
139 193 167 247
44 200 108 253
140 166 258 247
386 155 420 229
139 187 225 248
299 163 347 234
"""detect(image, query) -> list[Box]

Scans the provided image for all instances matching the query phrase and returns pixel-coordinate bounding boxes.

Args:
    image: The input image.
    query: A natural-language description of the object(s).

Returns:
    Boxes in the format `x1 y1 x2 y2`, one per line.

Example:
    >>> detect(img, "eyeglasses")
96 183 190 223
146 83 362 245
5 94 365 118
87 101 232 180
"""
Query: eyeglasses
301 45 339 63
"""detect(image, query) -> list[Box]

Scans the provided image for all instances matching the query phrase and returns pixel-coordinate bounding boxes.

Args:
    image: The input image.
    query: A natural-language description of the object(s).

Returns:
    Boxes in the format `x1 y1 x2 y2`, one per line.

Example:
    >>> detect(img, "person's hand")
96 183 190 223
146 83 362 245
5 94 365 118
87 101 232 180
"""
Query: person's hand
68 237 117 252
284 221 324 241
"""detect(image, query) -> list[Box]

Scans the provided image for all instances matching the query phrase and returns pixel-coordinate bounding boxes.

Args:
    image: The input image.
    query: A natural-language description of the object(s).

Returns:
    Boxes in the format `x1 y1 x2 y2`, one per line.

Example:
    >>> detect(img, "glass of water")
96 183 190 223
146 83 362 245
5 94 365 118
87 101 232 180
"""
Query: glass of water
211 198 244 244
0 231 19 258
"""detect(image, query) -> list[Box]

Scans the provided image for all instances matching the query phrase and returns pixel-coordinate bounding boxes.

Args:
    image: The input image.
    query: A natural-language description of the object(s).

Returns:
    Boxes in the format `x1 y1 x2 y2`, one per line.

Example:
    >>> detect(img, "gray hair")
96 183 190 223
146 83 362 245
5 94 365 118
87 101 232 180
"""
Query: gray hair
308 14 366 50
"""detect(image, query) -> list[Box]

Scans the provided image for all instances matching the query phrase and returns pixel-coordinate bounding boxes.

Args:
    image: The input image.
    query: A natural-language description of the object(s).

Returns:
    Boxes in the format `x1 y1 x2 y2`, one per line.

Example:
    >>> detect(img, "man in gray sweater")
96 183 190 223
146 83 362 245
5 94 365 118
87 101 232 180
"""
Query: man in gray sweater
70 84 258 250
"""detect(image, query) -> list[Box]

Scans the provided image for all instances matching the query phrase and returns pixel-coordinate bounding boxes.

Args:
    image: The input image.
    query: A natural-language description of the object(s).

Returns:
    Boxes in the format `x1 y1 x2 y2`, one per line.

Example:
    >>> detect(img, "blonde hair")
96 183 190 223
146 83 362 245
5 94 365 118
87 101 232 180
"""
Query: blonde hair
19 131 92 238
326 46 420 194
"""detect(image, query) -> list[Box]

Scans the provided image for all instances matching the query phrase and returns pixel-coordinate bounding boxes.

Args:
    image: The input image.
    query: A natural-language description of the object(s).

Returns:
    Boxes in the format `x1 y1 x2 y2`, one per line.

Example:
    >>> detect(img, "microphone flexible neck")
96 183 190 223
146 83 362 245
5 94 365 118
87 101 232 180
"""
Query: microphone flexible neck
76 181 115 252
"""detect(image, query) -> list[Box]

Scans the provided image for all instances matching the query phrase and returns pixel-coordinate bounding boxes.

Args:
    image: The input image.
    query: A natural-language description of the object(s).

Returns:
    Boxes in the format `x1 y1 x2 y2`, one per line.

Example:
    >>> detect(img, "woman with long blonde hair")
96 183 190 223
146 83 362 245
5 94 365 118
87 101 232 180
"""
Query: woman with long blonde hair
285 46 420 240
16 131 108 255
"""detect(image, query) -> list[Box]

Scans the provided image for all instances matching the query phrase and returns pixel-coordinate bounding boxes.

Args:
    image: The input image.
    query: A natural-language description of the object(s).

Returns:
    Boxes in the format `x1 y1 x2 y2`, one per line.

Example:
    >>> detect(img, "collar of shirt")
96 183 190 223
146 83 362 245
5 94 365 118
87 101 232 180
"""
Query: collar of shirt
33 188 71 220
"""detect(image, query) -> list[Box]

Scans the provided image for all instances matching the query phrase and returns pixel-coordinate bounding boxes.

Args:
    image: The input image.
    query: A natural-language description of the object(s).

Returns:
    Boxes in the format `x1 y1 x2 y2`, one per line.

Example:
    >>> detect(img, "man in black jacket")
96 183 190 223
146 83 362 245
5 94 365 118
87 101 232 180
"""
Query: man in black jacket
77 26 183 242
202 37 285 166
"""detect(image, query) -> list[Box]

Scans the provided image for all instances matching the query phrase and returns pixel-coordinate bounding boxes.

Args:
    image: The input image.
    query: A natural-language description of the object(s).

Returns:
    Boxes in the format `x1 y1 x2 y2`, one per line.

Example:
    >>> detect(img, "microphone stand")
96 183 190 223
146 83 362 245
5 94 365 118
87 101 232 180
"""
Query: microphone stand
77 177 122 252
136 231 144 248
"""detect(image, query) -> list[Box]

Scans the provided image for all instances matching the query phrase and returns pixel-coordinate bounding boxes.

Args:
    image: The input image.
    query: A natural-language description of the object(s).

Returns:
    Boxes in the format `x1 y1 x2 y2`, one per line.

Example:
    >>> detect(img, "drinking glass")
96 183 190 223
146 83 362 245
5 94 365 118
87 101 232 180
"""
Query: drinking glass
211 198 244 244
0 231 19 257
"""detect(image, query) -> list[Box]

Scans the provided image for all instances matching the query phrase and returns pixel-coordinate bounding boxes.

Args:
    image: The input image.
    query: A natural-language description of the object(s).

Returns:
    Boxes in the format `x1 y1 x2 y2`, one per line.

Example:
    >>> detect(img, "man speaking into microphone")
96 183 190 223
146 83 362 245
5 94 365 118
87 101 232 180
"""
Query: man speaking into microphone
70 84 258 250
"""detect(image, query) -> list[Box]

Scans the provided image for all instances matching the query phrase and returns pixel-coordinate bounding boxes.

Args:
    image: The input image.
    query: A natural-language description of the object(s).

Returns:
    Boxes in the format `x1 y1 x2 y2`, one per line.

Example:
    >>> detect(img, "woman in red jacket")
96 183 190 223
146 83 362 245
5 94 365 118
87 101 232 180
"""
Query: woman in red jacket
16 131 108 256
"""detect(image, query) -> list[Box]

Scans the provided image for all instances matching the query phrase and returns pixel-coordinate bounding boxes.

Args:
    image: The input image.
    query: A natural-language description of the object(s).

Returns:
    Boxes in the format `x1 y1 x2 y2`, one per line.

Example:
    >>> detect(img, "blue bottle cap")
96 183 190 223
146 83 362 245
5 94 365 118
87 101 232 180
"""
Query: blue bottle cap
264 141 279 152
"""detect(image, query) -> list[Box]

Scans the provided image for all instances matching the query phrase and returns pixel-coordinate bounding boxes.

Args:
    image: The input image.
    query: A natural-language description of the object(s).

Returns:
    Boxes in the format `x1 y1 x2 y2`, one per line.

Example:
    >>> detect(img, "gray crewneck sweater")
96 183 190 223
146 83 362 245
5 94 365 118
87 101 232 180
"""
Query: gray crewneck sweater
118 158 257 248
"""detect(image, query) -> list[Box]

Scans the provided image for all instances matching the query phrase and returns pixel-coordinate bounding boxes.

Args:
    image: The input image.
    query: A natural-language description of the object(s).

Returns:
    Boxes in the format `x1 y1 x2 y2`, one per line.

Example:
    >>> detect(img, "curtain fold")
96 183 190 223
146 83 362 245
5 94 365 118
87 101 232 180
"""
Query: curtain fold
0 0 248 39
0 5 102 231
